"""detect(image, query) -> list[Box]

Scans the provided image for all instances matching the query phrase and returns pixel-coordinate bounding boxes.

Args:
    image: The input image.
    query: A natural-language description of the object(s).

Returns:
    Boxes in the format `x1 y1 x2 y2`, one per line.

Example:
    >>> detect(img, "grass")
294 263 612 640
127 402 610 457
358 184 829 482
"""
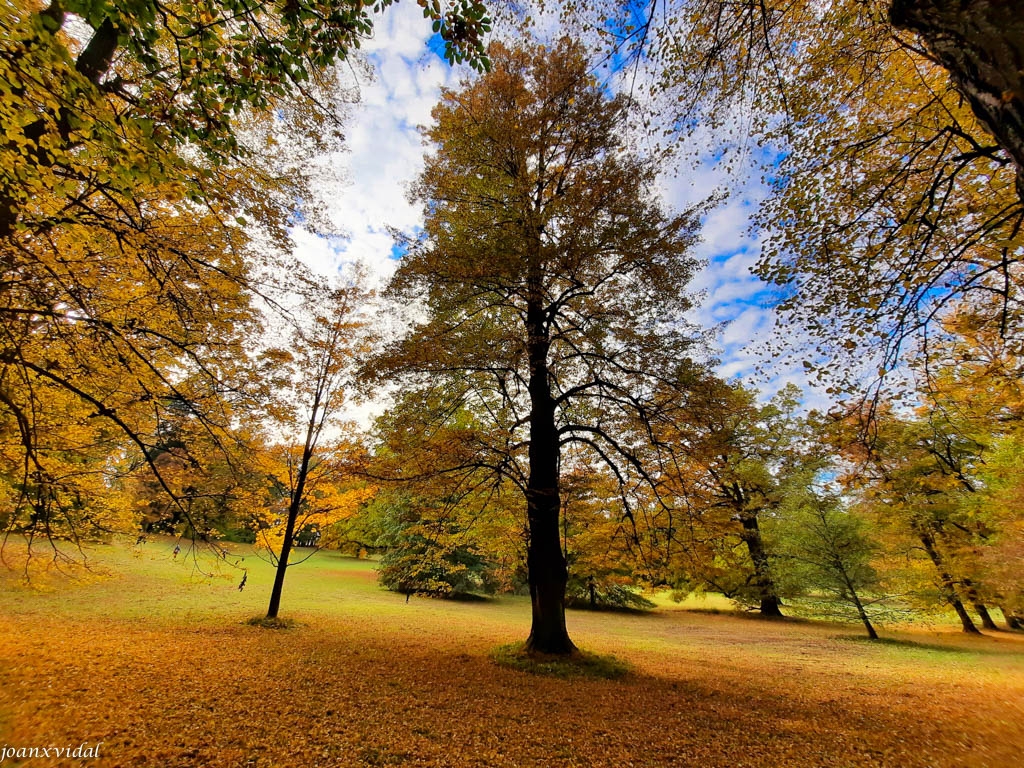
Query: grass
1 536 1023 768
245 616 297 630
489 642 631 679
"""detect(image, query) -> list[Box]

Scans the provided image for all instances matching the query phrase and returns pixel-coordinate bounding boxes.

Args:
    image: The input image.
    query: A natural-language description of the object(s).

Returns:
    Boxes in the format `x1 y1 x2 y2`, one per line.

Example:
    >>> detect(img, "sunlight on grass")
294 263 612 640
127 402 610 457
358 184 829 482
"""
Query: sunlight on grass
1 538 1022 768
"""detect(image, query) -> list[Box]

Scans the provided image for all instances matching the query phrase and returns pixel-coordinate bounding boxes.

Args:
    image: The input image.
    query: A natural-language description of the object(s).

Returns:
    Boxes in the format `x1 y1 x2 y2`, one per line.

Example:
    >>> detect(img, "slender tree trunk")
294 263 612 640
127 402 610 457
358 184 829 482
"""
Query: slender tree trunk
890 0 1024 202
854 598 879 640
266 401 320 620
739 510 784 617
840 567 879 640
523 295 574 655
265 501 299 619
914 523 980 634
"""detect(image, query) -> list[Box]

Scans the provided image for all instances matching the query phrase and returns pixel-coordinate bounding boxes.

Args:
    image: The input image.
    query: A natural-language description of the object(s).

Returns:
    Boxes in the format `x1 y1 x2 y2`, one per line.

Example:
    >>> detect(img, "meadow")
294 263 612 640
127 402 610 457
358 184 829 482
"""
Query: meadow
0 538 1022 767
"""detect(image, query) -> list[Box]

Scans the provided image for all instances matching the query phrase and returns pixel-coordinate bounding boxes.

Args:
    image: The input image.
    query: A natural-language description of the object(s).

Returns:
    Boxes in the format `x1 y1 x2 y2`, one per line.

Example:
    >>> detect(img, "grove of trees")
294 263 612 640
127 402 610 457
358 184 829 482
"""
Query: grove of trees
2 0 1024 652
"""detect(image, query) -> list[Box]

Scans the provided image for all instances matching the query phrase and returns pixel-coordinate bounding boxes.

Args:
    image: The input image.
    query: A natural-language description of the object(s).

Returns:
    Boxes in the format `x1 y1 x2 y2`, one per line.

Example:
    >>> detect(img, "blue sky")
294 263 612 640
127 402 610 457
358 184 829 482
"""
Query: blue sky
290 1 829 414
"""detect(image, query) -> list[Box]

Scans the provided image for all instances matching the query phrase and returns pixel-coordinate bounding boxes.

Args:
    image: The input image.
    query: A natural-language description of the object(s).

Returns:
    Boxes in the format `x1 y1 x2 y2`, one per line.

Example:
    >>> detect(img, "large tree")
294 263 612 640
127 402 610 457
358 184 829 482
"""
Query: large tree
367 39 704 654
0 0 490 557
549 1 1024 385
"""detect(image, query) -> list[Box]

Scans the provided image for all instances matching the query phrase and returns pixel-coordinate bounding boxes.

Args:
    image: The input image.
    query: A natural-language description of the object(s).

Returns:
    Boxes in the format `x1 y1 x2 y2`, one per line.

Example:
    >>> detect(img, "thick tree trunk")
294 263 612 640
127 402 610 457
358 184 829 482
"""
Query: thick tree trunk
739 510 784 617
523 297 575 655
960 577 999 629
1001 607 1023 630
890 0 1024 201
974 603 999 630
914 523 980 633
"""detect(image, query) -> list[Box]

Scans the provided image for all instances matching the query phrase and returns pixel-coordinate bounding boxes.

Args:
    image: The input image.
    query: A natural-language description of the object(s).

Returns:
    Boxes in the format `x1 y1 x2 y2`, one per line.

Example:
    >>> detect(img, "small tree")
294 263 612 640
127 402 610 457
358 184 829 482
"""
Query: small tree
771 485 886 639
258 281 372 620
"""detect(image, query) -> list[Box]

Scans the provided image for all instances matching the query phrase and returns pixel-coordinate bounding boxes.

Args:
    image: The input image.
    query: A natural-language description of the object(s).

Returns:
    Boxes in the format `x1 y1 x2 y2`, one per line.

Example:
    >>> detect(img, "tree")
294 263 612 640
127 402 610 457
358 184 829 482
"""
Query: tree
0 173 259 562
770 483 885 640
889 0 1024 202
912 300 1024 627
0 0 491 562
253 439 374 605
554 1 1024 386
368 394 525 599
833 402 993 633
366 39 704 654
0 0 491 239
656 382 822 617
374 487 506 599
751 1 1023 387
257 281 373 620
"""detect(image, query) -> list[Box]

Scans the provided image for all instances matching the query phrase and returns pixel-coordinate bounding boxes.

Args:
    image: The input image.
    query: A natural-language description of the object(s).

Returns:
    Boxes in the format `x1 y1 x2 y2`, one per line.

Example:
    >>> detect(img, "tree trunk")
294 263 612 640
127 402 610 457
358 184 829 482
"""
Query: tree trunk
266 404 320 620
841 565 879 640
973 603 999 631
914 523 980 634
958 576 1000 629
266 497 300 619
1001 607 1023 630
890 0 1024 201
523 296 575 655
739 510 784 617
855 595 880 640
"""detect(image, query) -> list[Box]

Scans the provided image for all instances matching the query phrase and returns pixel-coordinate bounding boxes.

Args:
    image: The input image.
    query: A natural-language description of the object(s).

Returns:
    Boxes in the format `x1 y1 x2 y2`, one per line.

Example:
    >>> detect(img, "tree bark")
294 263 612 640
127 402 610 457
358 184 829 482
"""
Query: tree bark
840 564 879 640
1001 607 1023 630
974 602 999 630
913 522 981 633
266 399 320 620
958 575 1000 630
739 510 784 617
890 0 1024 201
265 490 301 620
523 293 575 655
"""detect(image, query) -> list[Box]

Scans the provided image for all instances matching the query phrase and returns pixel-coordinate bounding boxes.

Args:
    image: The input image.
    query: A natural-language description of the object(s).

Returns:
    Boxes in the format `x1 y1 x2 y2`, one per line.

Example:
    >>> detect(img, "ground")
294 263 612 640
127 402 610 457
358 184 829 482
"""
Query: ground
0 538 1022 767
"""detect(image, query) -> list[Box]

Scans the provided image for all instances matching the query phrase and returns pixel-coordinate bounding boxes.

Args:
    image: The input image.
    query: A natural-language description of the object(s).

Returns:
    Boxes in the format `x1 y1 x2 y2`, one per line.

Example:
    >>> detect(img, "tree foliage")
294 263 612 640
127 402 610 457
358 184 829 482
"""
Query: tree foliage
560 0 1024 384
0 0 490 561
366 38 704 653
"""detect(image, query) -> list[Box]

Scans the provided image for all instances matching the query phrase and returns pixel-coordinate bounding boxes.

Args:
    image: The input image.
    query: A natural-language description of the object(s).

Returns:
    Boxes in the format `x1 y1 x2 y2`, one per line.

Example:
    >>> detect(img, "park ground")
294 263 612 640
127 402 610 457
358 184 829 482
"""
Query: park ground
0 538 1022 767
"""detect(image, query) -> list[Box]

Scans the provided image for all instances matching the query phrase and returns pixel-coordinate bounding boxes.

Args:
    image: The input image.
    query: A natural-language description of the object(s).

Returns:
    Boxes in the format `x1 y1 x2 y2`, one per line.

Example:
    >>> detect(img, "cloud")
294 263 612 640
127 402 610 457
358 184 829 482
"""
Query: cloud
289 1 467 290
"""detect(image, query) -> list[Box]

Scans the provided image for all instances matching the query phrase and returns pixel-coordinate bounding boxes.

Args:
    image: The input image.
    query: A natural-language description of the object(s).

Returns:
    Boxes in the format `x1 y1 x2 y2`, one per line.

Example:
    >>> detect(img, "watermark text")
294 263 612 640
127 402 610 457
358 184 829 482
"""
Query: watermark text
0 742 102 762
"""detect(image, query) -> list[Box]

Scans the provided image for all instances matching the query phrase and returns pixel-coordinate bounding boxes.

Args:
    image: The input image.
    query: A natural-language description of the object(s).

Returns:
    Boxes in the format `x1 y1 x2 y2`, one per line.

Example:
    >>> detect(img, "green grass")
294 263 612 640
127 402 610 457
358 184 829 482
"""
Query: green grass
490 642 632 679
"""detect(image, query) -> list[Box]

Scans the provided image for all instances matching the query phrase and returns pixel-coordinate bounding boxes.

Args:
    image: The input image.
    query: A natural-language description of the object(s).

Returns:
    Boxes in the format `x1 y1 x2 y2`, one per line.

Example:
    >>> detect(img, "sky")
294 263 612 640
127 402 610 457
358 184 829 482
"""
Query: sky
291 1 830 415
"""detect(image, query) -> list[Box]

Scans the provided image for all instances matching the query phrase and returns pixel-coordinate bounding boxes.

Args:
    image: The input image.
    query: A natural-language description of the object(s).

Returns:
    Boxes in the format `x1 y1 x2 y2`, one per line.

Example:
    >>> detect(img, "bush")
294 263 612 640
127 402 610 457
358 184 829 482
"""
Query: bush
565 575 655 612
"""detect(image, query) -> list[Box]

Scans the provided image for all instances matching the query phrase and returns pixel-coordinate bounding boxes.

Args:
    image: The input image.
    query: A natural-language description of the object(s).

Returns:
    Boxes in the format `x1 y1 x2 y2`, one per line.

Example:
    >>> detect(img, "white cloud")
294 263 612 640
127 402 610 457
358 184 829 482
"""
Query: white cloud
290 1 467 290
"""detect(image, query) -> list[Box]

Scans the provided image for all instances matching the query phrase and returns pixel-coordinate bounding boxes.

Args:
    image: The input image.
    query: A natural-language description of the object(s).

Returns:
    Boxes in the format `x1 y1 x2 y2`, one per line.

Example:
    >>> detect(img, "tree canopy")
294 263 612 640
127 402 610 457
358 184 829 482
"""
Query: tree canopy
366 38 705 653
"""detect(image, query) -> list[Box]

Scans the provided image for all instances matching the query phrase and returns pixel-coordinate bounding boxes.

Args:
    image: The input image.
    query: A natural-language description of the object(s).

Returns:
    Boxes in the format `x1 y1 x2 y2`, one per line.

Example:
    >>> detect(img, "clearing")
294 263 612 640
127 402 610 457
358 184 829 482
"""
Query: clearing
0 539 1021 767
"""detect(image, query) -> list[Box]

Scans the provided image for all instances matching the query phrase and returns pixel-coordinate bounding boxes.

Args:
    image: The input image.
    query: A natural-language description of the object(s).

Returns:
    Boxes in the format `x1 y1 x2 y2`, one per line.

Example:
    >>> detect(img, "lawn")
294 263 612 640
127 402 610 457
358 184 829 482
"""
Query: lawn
1 538 1022 767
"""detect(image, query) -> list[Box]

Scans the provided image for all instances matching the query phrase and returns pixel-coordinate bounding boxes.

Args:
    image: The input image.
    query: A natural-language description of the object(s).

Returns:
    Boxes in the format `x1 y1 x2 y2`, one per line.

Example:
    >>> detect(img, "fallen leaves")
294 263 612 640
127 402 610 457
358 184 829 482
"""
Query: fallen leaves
0 547 1022 767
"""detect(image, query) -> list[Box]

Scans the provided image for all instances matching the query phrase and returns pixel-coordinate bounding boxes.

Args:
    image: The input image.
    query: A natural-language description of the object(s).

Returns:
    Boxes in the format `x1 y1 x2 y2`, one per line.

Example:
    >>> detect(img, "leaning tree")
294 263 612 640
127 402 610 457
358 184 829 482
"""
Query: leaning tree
367 39 705 654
